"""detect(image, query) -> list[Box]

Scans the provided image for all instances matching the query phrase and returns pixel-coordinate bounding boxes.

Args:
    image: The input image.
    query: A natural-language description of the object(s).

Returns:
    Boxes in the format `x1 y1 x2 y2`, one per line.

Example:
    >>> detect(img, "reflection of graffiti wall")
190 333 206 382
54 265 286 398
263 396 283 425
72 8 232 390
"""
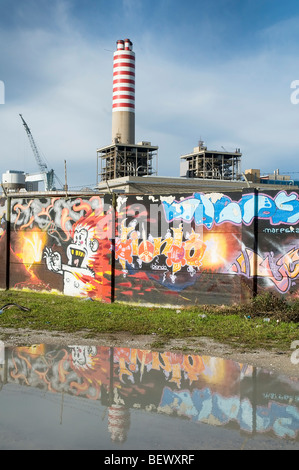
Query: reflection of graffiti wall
9 195 113 302
1 188 298 305
3 344 299 441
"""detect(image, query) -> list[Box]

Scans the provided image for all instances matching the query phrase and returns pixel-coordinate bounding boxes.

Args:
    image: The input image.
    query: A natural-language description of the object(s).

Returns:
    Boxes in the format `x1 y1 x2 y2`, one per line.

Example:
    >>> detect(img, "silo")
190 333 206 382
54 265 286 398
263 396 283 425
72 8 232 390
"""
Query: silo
111 38 135 144
2 170 26 191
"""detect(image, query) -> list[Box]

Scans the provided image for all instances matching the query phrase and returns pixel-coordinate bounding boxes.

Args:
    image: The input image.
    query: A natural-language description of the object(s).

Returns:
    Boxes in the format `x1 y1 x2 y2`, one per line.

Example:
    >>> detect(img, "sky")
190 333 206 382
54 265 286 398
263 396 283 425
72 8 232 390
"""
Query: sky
1 0 299 190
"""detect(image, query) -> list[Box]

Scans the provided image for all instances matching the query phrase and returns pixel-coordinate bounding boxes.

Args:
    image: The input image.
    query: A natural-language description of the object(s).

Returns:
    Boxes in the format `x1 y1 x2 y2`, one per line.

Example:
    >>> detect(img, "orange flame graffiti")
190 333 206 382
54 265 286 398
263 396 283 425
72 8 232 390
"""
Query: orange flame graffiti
15 229 47 269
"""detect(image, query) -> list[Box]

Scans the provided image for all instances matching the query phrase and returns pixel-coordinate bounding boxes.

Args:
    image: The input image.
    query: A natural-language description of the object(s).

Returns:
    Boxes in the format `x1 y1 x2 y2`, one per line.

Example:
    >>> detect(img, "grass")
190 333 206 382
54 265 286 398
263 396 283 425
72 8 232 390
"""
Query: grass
0 289 298 351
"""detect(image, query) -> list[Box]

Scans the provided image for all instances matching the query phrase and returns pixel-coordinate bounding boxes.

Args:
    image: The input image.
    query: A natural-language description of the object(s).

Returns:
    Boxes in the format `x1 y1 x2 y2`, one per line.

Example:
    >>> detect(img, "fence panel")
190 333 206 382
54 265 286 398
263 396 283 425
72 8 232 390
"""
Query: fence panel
115 192 243 306
9 195 113 302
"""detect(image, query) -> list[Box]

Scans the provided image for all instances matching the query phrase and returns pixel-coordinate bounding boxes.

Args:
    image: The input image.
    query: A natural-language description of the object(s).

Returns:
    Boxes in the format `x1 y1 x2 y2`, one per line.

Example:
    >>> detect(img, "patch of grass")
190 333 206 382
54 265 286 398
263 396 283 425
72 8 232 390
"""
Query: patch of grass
0 290 298 351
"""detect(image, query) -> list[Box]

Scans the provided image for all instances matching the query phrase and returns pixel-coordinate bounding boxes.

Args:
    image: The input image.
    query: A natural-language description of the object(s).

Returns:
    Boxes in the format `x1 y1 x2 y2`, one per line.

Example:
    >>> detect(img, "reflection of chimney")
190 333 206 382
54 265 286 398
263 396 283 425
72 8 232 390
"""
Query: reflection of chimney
108 404 130 442
112 38 135 144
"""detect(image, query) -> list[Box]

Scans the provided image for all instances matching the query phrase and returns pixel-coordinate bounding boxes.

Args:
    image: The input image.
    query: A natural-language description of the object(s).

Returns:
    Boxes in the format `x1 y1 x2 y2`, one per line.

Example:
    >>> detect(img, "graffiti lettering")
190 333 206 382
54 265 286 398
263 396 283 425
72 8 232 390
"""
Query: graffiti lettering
230 247 299 293
162 191 299 228
160 386 299 438
116 220 206 278
113 347 205 387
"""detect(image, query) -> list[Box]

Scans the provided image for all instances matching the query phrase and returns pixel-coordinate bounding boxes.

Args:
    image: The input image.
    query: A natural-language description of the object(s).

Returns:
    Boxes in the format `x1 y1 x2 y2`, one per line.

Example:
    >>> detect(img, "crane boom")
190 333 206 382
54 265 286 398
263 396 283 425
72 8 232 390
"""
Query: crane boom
19 114 54 191
19 114 47 172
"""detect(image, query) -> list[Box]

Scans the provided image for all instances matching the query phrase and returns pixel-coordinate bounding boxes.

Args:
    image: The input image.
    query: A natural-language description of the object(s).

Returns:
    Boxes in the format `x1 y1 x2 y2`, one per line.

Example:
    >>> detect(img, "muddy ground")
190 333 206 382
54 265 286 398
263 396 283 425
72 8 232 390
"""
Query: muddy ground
1 326 299 378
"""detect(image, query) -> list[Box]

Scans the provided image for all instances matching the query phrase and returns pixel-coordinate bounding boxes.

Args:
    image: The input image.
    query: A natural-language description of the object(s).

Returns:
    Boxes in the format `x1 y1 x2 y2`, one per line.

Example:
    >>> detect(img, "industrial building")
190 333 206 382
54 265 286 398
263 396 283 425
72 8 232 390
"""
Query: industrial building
180 141 242 180
245 168 297 186
1 38 298 196
97 38 243 188
96 174 298 194
97 38 158 182
95 38 298 194
1 169 45 192
97 141 158 181
1 170 26 192
1 114 60 194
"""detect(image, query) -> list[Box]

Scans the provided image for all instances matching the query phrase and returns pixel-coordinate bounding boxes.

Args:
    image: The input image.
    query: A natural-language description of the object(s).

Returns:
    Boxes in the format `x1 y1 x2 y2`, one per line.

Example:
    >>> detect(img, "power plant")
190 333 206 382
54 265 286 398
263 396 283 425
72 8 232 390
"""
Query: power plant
180 140 242 180
1 37 298 194
97 38 158 182
97 38 243 185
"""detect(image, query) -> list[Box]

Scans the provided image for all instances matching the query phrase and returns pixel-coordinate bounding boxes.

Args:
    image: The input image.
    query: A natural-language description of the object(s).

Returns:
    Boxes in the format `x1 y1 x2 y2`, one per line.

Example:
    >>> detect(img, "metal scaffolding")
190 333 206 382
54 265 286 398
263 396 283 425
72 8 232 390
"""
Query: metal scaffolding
180 143 242 180
97 142 158 182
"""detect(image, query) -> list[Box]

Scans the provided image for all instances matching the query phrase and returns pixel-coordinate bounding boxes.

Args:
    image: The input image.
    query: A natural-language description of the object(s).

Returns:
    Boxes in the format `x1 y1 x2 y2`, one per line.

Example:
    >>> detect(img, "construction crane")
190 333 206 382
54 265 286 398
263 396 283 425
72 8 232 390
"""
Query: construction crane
19 114 55 191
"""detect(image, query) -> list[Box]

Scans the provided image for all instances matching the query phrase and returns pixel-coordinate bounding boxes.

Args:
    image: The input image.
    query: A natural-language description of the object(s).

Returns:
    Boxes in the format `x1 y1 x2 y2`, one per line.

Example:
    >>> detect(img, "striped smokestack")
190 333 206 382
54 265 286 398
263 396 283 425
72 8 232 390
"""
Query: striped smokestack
112 39 135 144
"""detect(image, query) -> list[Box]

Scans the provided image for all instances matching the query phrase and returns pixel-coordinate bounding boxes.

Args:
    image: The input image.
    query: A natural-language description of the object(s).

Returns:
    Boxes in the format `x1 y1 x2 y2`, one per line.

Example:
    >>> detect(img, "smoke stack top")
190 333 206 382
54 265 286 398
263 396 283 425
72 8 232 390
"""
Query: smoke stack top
112 38 135 144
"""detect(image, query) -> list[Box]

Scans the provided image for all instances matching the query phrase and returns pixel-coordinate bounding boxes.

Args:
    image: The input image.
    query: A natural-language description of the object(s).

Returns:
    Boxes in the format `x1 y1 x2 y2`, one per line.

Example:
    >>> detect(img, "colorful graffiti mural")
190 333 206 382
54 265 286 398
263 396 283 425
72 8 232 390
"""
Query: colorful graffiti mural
114 190 299 304
0 188 298 305
230 246 299 293
2 344 299 442
162 190 299 227
115 219 207 279
9 195 113 301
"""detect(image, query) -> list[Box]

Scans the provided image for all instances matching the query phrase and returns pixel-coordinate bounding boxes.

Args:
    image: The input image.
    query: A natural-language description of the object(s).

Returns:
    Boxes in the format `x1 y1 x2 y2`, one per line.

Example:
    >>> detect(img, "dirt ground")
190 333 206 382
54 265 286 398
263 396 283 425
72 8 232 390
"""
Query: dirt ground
1 326 299 378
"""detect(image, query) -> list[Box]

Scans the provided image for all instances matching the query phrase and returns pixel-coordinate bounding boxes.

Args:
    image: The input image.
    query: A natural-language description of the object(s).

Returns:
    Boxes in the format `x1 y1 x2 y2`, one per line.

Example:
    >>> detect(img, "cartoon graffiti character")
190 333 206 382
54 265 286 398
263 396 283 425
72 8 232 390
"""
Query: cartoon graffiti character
44 212 101 297
69 345 98 369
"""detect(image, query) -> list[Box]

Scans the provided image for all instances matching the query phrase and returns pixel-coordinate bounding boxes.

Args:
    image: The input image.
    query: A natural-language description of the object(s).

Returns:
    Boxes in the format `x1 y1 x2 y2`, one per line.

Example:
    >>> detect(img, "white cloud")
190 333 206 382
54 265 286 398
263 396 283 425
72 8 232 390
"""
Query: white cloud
135 33 299 177
0 9 113 188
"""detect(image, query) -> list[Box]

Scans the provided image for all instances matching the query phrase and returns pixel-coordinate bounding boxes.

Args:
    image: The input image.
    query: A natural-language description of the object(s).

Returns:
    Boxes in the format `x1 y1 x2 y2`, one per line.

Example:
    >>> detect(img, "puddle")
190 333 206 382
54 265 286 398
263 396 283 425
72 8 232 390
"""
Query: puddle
0 343 299 450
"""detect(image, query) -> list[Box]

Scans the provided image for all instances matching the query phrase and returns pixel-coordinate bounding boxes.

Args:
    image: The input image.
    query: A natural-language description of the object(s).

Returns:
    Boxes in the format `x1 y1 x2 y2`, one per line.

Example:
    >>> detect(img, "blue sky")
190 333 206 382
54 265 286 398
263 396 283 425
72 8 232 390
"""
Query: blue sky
1 0 299 189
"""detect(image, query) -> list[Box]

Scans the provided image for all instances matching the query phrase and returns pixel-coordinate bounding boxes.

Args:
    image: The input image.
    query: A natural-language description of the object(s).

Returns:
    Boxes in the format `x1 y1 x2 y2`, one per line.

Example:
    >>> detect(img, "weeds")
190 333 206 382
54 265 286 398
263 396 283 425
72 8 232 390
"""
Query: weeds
0 290 298 351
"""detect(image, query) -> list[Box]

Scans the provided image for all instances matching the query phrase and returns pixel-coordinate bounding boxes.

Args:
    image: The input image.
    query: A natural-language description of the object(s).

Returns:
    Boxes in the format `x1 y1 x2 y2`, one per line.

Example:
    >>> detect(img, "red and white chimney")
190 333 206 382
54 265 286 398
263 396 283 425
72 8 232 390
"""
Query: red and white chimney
112 39 135 144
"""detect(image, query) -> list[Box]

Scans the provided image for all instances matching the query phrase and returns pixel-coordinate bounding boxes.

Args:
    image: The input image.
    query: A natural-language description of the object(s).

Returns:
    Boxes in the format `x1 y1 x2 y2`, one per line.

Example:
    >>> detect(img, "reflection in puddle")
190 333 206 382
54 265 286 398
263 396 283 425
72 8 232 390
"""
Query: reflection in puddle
0 343 299 449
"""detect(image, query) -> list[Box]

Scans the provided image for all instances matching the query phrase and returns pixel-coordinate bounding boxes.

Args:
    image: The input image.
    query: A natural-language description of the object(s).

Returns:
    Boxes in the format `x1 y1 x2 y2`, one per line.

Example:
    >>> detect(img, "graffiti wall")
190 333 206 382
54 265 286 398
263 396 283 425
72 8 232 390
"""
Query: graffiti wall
0 197 7 289
8 195 113 302
233 189 299 300
115 193 243 305
115 189 299 305
1 188 298 305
